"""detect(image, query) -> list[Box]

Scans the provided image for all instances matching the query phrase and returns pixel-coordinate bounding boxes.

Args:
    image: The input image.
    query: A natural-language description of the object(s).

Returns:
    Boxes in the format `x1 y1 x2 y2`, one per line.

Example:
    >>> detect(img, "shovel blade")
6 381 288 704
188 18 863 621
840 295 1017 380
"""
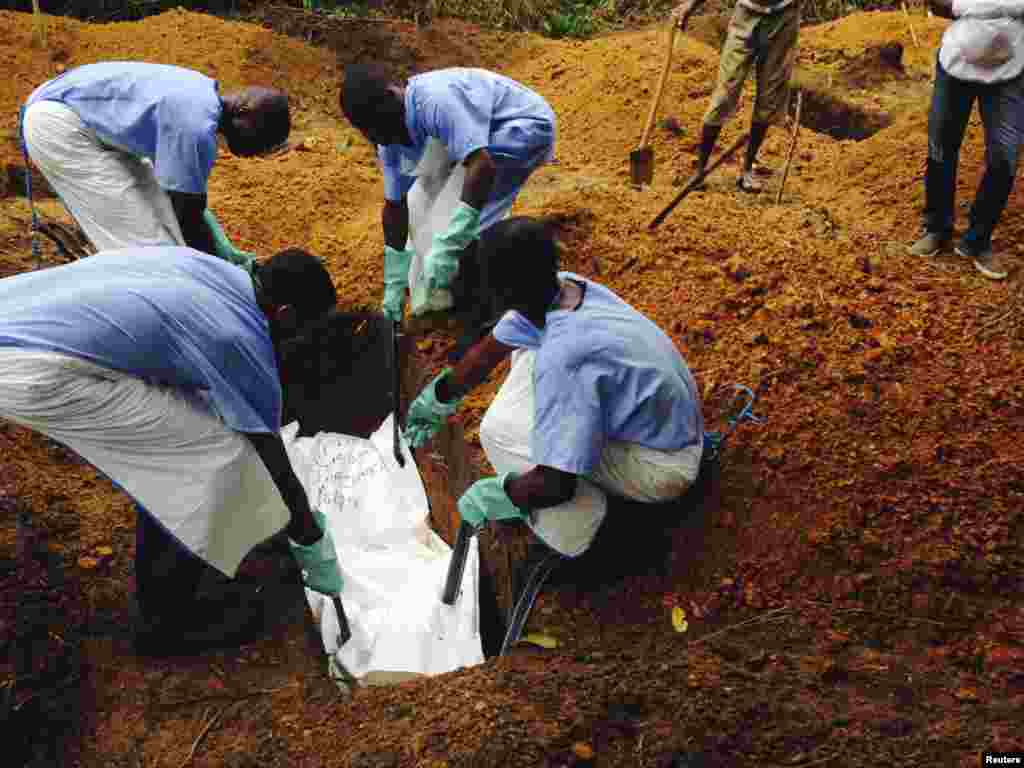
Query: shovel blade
630 147 654 186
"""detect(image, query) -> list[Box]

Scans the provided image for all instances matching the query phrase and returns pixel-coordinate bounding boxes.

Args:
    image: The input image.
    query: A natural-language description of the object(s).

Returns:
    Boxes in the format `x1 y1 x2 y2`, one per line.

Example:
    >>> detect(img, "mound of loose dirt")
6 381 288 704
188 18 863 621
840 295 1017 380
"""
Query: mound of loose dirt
1 7 1023 768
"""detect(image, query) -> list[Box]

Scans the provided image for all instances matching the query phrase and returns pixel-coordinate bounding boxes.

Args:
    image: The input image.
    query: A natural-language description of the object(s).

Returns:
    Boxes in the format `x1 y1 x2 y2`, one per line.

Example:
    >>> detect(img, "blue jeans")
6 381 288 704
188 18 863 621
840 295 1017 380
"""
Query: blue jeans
924 57 1024 250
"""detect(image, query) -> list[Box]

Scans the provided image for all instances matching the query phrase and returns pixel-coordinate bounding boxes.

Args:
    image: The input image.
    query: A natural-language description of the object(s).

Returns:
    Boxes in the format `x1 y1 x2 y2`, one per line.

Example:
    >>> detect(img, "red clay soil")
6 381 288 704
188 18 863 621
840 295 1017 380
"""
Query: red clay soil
1 7 1022 768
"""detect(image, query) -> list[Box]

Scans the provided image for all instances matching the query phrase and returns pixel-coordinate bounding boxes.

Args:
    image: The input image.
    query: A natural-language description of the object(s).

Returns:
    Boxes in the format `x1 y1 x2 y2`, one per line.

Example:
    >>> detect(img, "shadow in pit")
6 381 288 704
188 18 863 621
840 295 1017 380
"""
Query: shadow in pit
791 43 911 142
795 87 892 142
279 309 401 439
1 506 85 768
529 459 721 595
478 459 724 658
277 309 511 658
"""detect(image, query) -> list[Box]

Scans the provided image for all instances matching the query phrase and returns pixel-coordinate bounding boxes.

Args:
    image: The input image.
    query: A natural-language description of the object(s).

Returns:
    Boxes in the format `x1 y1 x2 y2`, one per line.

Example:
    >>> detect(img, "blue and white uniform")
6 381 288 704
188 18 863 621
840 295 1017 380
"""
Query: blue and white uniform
21 62 223 251
480 274 704 557
378 68 556 231
0 248 290 574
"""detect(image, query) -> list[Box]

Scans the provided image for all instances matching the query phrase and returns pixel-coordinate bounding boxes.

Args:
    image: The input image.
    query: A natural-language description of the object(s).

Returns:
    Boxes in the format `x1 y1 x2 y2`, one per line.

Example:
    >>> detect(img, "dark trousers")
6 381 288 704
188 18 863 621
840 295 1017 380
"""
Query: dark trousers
134 504 206 623
924 56 1024 249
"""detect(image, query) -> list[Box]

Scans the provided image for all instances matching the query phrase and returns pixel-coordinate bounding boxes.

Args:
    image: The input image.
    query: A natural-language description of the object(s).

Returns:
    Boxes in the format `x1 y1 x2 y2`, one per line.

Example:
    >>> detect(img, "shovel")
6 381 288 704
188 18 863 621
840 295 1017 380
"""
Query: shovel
391 318 405 468
630 23 679 186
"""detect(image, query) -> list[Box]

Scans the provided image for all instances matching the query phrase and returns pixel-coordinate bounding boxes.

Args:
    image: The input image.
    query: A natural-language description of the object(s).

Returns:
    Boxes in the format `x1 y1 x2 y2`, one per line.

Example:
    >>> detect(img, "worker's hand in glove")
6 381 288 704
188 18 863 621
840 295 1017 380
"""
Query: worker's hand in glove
404 368 461 449
382 245 413 323
423 201 481 293
288 509 343 596
458 474 528 529
203 209 257 275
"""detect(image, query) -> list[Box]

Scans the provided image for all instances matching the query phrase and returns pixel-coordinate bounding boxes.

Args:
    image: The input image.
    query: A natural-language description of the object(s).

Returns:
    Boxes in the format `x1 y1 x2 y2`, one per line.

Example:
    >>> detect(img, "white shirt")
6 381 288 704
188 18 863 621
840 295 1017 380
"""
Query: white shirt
941 0 1024 83
737 0 797 14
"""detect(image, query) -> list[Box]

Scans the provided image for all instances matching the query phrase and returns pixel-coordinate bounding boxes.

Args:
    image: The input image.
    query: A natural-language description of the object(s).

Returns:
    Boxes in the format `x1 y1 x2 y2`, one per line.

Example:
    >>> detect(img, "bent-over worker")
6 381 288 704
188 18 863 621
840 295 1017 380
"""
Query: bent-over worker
340 64 557 328
403 217 705 559
21 62 290 270
0 247 341 655
671 0 800 192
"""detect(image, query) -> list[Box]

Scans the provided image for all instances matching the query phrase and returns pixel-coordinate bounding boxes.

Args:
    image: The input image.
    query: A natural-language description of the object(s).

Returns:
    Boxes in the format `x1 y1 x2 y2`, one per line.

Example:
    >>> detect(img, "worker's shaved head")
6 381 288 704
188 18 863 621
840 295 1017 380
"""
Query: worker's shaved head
340 64 408 146
221 86 290 157
479 217 561 318
256 248 337 333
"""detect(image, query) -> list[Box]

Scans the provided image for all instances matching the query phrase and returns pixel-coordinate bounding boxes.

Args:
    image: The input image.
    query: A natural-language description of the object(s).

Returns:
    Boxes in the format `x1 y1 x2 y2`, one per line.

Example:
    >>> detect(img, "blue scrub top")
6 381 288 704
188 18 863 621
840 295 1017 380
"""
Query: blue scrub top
378 68 556 202
493 274 704 476
26 62 222 195
0 248 281 434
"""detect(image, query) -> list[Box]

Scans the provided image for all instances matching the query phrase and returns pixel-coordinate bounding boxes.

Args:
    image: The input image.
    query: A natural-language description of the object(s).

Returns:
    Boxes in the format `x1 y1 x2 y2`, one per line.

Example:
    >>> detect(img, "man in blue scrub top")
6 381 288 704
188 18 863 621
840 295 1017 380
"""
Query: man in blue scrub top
21 62 290 269
339 64 557 329
0 246 342 655
402 217 705 560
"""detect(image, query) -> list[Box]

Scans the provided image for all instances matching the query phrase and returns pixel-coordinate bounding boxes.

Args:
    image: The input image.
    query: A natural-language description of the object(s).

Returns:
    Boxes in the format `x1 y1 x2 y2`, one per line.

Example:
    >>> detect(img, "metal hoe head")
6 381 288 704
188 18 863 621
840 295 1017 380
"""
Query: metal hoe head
630 147 654 186
331 594 352 647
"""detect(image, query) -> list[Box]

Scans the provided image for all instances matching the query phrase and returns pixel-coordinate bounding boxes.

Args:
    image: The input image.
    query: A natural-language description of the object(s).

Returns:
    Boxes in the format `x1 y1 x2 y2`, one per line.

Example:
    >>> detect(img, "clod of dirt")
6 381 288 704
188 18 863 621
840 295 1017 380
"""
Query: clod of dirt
848 312 873 330
843 41 906 87
661 116 686 137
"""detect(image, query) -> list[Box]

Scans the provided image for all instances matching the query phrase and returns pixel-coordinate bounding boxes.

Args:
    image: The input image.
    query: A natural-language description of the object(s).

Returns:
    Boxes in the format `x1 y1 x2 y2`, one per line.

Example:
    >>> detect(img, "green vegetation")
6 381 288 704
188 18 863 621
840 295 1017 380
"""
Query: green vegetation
18 0 909 38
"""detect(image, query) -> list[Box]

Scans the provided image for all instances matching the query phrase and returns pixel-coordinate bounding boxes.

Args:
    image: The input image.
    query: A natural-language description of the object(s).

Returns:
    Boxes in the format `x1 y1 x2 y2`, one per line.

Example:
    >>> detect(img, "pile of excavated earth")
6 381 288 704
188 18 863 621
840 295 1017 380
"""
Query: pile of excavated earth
1 6 1022 767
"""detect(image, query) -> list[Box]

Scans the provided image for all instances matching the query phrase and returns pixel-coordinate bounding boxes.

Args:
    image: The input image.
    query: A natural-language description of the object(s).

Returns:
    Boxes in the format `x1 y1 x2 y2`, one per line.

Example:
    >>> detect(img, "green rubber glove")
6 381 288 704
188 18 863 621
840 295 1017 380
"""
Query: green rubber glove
382 245 413 323
203 208 257 275
403 369 461 449
424 201 481 292
288 509 344 596
457 474 528 529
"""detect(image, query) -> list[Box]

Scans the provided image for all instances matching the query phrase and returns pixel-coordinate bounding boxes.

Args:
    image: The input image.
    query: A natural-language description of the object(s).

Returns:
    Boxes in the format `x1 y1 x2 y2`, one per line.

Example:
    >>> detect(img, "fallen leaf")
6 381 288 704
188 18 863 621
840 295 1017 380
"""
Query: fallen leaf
77 556 99 569
953 687 978 702
672 606 689 633
521 632 560 650
572 742 595 761
94 545 114 557
825 630 850 644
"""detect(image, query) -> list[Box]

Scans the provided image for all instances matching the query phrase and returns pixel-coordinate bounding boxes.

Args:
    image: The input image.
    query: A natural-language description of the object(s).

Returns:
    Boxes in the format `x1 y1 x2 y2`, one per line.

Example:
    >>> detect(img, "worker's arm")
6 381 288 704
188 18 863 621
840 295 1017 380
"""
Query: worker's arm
459 148 497 211
421 148 495 292
506 466 577 509
244 430 320 544
404 333 513 450
671 0 708 24
168 190 218 256
437 332 512 401
456 465 576 531
247 430 345 595
382 197 410 251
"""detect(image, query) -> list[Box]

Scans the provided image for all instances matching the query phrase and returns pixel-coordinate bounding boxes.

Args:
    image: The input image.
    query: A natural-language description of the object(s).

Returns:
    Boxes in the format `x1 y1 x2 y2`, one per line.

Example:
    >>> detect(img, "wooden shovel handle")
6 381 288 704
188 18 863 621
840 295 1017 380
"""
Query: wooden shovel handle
648 133 749 230
639 24 678 151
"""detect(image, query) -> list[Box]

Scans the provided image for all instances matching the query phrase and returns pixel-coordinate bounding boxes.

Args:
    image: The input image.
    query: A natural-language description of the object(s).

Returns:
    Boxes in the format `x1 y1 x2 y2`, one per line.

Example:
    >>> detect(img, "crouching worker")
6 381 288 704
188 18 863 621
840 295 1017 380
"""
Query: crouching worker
403 217 705 560
0 247 341 655
21 62 290 270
